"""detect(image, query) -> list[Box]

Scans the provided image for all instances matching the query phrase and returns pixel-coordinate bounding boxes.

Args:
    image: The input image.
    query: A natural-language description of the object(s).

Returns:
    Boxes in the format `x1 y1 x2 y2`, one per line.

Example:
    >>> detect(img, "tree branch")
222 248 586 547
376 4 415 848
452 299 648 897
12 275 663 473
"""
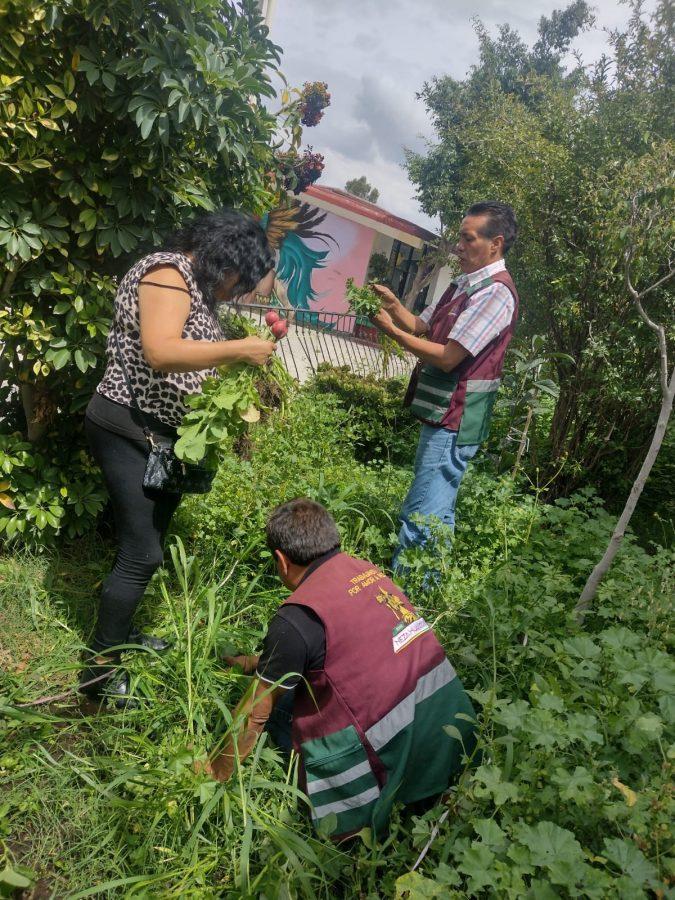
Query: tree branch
637 266 675 301
625 244 672 396
1 266 19 300
402 236 455 310
575 363 675 621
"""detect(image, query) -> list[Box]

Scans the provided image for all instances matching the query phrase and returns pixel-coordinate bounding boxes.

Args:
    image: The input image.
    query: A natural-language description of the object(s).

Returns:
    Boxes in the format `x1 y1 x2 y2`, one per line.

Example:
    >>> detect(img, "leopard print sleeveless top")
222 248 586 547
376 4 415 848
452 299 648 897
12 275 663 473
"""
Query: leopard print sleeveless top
97 251 223 427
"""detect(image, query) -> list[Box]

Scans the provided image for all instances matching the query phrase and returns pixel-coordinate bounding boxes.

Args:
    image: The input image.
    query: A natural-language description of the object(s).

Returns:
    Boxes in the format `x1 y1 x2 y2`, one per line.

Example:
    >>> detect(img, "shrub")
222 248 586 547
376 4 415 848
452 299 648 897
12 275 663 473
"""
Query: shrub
0 0 293 545
177 391 409 571
0 432 106 545
309 365 418 466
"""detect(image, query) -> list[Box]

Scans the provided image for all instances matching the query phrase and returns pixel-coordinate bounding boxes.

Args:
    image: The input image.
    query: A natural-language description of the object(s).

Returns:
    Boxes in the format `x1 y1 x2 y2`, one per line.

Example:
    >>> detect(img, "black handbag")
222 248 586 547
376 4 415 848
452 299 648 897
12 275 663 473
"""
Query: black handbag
113 328 215 495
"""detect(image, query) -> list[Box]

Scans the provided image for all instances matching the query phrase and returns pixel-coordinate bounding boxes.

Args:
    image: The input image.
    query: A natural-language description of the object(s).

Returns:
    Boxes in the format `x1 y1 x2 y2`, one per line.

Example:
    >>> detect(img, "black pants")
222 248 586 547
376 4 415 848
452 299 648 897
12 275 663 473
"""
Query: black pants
265 688 295 755
85 417 182 652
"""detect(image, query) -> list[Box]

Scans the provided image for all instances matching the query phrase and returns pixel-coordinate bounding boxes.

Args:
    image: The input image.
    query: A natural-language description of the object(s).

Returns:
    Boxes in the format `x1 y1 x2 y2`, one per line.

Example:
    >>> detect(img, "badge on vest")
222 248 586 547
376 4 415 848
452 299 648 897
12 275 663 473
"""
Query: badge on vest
392 618 430 653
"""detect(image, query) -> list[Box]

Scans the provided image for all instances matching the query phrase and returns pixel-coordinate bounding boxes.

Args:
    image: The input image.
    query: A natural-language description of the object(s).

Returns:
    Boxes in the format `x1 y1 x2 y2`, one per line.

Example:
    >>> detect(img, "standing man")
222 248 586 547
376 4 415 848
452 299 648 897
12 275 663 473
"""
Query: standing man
371 202 519 568
201 499 477 840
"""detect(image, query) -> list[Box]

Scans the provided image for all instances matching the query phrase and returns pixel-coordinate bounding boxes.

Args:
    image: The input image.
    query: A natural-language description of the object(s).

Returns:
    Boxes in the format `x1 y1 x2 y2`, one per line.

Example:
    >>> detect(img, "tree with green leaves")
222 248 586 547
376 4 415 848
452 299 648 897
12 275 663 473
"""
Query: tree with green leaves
0 0 301 543
345 176 379 204
576 155 674 616
405 0 674 498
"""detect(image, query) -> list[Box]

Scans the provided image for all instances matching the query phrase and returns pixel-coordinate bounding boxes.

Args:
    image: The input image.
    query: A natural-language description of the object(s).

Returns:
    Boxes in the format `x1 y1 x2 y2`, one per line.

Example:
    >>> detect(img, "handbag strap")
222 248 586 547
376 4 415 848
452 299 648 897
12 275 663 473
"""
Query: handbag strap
112 326 158 449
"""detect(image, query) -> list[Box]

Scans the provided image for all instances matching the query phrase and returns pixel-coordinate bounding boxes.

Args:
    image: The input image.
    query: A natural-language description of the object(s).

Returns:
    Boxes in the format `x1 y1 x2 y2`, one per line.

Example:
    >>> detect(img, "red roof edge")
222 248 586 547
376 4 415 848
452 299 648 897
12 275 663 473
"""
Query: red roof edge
301 184 438 244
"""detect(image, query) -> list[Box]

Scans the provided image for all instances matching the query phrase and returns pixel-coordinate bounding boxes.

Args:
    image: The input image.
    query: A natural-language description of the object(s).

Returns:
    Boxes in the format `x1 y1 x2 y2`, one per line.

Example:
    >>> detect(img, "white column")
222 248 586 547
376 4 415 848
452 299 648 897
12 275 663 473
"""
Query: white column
258 0 278 28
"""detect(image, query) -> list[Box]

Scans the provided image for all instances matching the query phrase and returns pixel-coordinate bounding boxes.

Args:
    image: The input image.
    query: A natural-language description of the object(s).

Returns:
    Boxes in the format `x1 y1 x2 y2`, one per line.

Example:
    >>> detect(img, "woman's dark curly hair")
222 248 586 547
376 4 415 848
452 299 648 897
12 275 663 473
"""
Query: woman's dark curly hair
164 208 275 310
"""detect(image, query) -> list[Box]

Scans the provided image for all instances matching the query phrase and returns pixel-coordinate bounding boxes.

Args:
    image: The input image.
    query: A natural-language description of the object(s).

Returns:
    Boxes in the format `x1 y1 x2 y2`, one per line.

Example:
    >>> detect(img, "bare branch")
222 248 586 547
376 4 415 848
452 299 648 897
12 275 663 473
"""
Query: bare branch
575 363 675 621
624 238 671 395
637 266 675 300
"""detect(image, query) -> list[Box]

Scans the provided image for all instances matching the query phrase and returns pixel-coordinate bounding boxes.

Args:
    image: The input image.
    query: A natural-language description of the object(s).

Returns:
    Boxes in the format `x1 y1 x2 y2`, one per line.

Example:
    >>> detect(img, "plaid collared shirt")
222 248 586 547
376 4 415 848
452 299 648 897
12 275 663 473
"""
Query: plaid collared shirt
419 259 515 356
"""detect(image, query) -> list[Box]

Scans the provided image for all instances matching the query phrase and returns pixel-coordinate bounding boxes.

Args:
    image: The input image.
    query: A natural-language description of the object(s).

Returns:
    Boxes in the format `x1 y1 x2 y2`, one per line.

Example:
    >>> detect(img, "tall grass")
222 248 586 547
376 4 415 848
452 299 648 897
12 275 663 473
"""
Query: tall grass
1 536 354 897
2 390 671 897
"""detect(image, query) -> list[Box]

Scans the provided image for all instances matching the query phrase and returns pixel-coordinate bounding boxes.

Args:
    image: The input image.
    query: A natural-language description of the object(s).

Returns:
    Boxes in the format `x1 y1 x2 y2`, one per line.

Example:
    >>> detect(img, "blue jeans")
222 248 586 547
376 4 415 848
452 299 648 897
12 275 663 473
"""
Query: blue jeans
393 426 479 569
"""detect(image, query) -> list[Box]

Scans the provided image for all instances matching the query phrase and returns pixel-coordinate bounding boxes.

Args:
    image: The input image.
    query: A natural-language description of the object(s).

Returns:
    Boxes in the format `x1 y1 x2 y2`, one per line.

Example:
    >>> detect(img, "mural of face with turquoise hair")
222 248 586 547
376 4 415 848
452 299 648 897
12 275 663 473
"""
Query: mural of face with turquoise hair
262 204 336 312
262 202 383 320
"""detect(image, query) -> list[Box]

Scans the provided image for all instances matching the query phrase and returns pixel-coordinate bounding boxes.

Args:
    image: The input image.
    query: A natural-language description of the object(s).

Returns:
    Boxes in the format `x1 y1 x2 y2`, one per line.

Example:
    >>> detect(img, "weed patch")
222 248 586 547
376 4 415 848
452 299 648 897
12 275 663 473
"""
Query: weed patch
1 391 672 896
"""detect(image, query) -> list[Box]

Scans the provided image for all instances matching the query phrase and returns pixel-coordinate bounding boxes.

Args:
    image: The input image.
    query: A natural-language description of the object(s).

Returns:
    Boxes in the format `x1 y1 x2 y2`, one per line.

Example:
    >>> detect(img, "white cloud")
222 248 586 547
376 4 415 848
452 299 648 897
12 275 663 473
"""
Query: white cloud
320 148 438 232
353 75 432 164
270 0 658 230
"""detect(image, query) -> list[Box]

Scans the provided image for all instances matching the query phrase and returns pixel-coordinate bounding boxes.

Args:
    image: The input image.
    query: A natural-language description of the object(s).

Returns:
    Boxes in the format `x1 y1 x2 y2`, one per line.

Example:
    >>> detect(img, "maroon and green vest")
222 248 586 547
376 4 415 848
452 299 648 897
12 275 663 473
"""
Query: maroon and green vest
406 269 519 445
283 553 477 838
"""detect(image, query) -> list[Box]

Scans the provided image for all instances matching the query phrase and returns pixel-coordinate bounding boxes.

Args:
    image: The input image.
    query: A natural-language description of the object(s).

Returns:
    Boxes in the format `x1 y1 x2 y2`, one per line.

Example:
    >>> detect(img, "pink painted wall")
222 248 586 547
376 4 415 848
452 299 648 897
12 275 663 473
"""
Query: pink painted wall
303 210 375 315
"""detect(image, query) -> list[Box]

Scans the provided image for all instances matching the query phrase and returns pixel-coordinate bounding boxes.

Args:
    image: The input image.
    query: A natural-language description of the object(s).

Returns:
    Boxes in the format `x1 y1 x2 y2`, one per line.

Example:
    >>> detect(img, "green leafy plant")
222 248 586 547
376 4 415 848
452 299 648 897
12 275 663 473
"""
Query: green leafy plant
174 364 263 466
0 0 305 545
309 365 417 466
494 335 574 473
379 333 408 378
1 387 672 896
0 432 106 544
366 251 391 284
345 278 382 317
174 316 296 466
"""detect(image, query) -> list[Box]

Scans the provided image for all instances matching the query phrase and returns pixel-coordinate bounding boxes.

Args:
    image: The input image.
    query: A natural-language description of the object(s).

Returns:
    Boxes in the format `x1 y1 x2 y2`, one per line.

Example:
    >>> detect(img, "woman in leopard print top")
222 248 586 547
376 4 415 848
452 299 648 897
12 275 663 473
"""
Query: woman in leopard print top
81 209 276 706
95 249 223 426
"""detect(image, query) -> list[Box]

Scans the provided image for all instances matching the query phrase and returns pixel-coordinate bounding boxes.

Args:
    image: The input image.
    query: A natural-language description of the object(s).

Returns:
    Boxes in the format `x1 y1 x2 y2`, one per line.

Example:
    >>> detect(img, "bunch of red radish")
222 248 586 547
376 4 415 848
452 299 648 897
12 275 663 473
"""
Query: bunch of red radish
264 309 289 340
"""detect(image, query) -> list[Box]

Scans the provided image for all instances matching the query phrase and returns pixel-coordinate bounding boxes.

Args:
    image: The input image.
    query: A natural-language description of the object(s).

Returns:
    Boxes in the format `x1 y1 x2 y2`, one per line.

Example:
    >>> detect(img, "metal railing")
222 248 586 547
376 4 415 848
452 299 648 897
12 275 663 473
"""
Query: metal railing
222 303 416 383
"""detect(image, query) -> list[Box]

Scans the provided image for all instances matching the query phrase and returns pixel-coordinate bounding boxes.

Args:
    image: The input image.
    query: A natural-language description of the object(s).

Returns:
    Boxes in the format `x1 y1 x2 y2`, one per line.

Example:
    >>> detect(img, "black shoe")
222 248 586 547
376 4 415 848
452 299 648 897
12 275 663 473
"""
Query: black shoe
79 663 138 709
127 628 171 653
105 669 139 709
79 665 113 698
79 650 120 698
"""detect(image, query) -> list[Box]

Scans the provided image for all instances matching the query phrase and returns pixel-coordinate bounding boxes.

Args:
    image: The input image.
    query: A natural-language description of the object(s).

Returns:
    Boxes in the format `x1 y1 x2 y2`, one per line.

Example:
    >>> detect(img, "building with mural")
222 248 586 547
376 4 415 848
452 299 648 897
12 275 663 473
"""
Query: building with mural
263 185 454 322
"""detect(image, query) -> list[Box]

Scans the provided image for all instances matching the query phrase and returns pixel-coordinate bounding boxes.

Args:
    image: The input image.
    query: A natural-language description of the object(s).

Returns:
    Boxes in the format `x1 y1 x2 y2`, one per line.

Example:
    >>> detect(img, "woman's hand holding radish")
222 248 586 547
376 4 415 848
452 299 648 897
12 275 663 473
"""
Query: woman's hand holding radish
174 309 295 467
238 335 277 366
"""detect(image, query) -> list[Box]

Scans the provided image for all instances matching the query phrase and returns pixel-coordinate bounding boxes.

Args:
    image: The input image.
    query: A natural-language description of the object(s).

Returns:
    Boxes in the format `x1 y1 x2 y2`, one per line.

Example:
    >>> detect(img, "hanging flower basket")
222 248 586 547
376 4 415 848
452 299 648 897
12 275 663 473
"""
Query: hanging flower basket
298 81 331 127
279 146 325 195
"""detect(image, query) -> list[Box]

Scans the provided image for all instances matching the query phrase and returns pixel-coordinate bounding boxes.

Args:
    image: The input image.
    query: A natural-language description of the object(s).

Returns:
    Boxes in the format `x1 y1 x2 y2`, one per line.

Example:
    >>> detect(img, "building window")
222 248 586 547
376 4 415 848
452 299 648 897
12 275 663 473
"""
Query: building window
387 241 430 307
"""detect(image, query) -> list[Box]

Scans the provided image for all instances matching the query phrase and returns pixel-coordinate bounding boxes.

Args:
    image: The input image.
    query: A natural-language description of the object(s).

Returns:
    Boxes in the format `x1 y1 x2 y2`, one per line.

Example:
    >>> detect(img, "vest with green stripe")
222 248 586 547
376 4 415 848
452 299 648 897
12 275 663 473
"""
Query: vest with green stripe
283 552 477 839
406 269 519 444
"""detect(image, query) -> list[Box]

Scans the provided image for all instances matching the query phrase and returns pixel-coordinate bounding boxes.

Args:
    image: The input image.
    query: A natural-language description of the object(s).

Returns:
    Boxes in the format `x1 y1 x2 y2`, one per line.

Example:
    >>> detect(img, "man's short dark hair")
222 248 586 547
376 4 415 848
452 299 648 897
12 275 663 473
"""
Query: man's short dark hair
466 201 518 254
266 498 341 566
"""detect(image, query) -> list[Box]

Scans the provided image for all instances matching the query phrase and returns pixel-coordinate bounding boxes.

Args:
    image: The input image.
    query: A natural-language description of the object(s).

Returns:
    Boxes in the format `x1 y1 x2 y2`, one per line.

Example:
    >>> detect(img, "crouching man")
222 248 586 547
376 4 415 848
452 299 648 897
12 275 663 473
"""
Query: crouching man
203 498 477 839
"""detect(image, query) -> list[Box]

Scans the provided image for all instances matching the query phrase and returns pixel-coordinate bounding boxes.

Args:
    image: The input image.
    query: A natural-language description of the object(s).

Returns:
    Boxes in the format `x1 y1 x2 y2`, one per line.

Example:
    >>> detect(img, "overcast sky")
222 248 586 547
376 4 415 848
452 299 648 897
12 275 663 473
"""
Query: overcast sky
269 0 656 231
